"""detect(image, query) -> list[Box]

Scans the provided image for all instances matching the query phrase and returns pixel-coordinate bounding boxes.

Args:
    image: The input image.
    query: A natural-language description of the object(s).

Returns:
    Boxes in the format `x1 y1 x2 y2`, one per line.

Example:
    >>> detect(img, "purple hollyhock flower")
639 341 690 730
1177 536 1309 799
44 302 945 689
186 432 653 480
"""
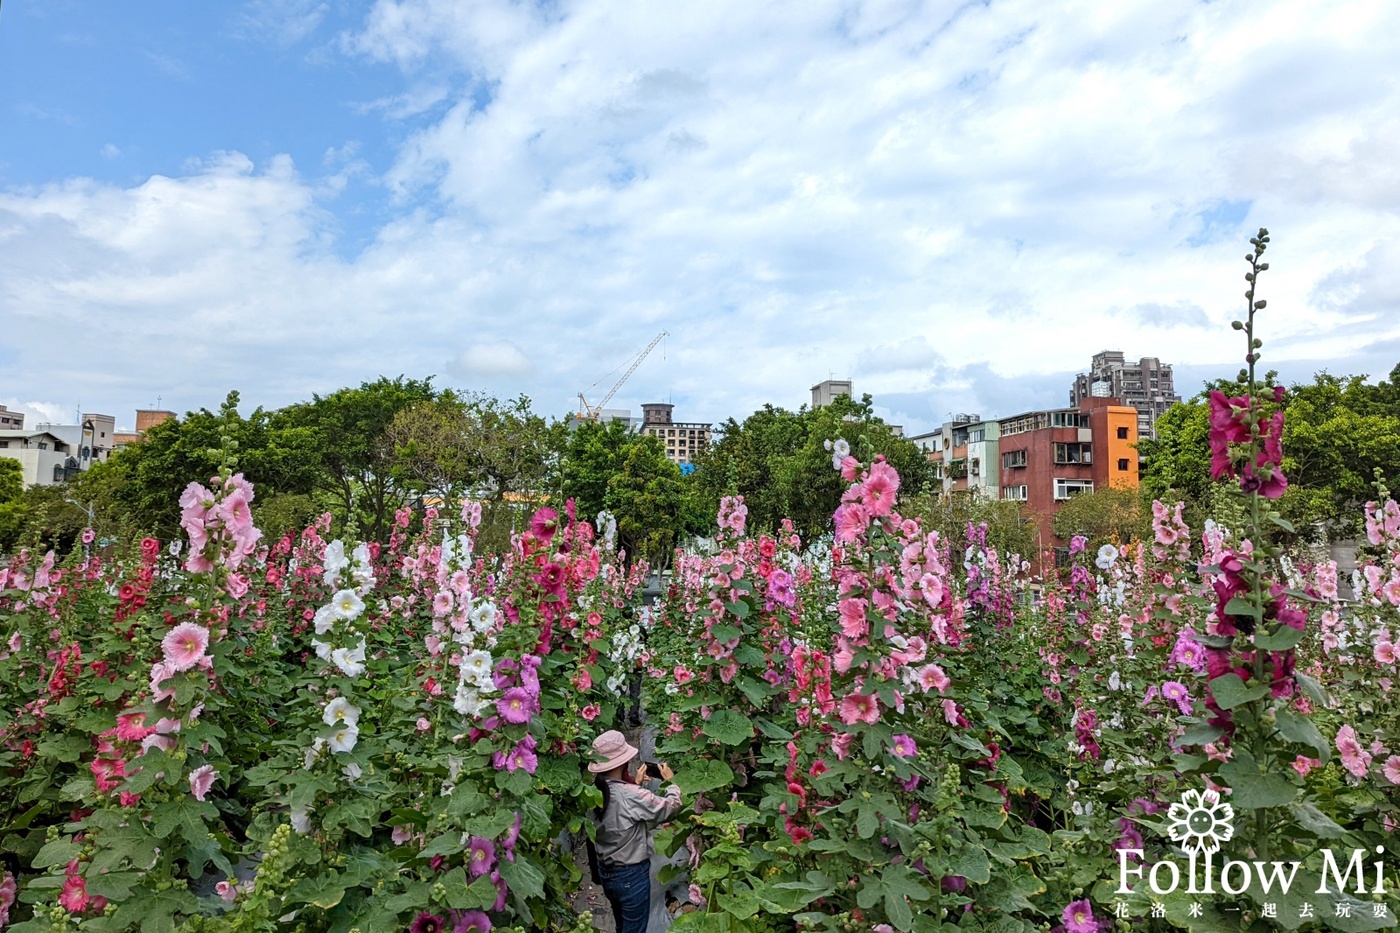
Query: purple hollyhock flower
1161 681 1193 716
454 912 492 933
466 836 496 878
497 687 534 724
891 734 917 758
507 737 539 774
410 912 446 933
1062 899 1099 933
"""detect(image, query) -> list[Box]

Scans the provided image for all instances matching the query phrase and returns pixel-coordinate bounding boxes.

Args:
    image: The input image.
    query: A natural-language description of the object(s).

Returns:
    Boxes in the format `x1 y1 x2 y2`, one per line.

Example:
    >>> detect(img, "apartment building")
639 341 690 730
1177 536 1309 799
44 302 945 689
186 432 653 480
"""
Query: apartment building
639 403 711 466
914 414 1001 498
997 396 1139 547
0 430 76 486
1070 350 1181 439
0 405 24 430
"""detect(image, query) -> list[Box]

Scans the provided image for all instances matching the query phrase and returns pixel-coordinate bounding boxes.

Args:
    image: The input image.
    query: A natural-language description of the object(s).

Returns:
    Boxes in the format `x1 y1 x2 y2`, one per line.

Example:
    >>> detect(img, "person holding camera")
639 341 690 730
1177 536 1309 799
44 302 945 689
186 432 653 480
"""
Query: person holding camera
587 730 683 933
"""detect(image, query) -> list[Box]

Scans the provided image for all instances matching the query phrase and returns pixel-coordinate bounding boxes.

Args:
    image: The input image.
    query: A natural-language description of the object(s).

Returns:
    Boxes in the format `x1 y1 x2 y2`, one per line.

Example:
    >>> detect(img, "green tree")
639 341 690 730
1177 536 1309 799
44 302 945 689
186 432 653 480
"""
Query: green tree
104 392 320 541
1050 486 1146 547
693 394 936 539
278 376 437 541
604 436 689 567
0 458 22 504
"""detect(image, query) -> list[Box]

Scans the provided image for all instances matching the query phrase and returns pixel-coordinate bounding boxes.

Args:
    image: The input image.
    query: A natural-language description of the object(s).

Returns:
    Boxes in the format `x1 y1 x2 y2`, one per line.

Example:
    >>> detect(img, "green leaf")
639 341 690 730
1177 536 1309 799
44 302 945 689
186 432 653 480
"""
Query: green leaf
1254 624 1304 651
1178 723 1226 747
725 600 750 619
32 839 82 869
702 709 753 746
946 844 992 884
710 623 742 643
1218 761 1298 809
1289 801 1347 839
1208 673 1271 710
855 804 879 839
1222 596 1261 619
442 872 499 910
673 758 734 795
1275 708 1330 762
287 869 350 909
1295 672 1329 708
498 853 546 900
753 718 794 741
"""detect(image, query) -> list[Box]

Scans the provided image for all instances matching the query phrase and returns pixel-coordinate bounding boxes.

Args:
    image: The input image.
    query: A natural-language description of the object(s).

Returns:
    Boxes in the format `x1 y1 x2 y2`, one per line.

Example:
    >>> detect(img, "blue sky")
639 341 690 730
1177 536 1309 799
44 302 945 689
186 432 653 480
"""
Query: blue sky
2 0 1398 435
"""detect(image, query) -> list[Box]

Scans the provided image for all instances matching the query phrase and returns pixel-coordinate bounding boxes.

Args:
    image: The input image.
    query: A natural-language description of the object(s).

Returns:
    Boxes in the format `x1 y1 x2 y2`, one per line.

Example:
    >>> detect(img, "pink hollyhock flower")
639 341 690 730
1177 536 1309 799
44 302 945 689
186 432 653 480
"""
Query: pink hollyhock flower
189 764 218 801
837 598 869 639
1377 640 1398 665
831 732 856 760
432 591 454 616
891 734 917 757
59 871 90 912
1292 756 1321 777
416 717 431 732
81 527 95 545
861 461 900 516
915 663 951 694
688 883 707 910
216 880 237 903
839 456 861 483
834 503 869 543
837 691 879 725
581 703 601 721
114 711 156 742
1383 756 1400 785
161 623 210 673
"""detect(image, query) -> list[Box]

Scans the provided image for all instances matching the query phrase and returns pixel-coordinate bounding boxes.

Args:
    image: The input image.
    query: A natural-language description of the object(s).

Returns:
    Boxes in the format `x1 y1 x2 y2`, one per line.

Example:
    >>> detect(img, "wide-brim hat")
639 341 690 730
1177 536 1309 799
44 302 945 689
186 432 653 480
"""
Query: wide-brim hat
588 729 639 773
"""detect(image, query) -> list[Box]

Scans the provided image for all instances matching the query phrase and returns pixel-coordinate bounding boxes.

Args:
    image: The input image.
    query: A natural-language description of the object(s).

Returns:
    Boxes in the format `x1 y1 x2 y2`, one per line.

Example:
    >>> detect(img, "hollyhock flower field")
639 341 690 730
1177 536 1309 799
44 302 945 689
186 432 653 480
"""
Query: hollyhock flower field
0 236 1398 932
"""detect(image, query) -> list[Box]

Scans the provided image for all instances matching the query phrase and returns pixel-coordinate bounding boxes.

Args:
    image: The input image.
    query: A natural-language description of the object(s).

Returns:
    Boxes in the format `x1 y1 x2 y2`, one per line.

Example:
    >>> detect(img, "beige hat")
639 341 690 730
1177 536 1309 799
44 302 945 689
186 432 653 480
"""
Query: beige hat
588 730 640 774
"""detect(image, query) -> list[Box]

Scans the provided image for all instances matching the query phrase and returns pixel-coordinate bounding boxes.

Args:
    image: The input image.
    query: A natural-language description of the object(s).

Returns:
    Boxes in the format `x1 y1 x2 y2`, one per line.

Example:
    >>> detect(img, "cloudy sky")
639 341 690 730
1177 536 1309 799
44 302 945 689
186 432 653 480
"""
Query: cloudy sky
2 0 1397 436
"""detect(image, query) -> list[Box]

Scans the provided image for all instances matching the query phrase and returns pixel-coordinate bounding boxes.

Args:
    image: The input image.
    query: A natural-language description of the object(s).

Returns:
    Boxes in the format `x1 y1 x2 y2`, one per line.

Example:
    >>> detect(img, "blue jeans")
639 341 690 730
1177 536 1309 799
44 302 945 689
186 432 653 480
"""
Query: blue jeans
598 858 651 933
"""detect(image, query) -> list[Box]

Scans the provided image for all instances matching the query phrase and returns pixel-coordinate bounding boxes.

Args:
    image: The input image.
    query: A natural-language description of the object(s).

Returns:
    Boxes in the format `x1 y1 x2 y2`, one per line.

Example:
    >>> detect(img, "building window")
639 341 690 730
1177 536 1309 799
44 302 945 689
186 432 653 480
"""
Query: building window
1116 426 1129 439
1054 478 1094 500
1118 458 1130 471
0 441 7 448
1053 443 1092 464
1001 484 1028 500
1002 450 1027 469
1051 412 1085 428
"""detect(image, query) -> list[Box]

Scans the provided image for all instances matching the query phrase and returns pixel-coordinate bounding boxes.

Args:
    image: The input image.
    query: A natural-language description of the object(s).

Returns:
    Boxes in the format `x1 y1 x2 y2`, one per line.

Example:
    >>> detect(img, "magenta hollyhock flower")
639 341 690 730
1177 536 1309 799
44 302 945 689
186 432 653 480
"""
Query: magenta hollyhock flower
497 688 534 724
767 569 796 607
1062 898 1099 933
507 741 539 774
466 836 496 878
891 734 917 757
537 562 566 593
410 912 446 933
161 623 211 673
188 764 218 802
114 711 156 742
1161 681 1193 716
529 507 559 543
455 911 492 933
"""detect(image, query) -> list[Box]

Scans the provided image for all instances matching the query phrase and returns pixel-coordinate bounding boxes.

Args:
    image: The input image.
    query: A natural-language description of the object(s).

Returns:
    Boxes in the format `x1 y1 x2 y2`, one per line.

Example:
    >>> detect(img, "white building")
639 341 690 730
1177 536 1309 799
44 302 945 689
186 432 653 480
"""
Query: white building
35 413 117 470
0 431 78 486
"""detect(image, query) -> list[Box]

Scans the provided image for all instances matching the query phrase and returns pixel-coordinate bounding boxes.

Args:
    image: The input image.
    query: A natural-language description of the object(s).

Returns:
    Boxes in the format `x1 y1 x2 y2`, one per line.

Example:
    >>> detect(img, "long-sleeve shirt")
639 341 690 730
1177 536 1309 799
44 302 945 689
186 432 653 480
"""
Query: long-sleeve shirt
594 780 683 866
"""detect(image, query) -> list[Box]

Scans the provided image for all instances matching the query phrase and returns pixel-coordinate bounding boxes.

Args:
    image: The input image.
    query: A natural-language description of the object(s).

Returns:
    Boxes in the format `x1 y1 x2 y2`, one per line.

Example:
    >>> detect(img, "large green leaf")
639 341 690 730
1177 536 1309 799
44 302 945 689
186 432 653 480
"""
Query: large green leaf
1275 708 1331 762
1219 761 1298 809
1209 673 1271 710
673 758 734 794
702 709 753 746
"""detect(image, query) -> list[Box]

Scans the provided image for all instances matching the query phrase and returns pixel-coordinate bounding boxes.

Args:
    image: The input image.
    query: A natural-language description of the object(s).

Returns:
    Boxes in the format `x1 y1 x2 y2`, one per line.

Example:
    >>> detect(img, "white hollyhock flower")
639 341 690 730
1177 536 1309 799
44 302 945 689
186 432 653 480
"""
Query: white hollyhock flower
331 639 367 677
327 722 359 753
351 542 371 569
342 762 363 781
304 737 327 769
323 697 361 727
311 639 333 661
462 649 493 682
313 604 337 635
331 589 365 621
453 683 488 717
469 601 497 633
833 438 850 458
322 540 349 585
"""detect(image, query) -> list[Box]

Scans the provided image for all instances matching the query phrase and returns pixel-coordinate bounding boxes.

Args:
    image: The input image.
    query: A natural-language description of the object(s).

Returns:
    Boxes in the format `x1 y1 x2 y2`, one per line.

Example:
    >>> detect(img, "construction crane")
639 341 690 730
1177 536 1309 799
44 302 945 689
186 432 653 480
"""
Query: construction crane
577 331 668 422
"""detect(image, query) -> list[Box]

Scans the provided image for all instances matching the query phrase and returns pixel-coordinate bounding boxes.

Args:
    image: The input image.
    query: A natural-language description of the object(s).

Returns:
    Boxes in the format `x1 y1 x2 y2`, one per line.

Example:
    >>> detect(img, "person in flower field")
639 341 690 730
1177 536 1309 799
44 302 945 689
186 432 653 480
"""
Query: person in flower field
588 730 684 933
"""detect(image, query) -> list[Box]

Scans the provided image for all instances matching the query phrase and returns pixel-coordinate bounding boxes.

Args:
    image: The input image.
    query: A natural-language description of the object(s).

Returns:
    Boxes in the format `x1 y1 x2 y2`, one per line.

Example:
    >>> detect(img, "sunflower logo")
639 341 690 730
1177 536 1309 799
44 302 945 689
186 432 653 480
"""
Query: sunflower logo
1166 788 1235 853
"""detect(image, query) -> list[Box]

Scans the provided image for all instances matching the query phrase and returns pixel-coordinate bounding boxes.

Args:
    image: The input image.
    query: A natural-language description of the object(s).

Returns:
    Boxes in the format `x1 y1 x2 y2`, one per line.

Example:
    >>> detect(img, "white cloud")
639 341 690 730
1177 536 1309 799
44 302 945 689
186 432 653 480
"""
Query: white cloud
2 0 1399 436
